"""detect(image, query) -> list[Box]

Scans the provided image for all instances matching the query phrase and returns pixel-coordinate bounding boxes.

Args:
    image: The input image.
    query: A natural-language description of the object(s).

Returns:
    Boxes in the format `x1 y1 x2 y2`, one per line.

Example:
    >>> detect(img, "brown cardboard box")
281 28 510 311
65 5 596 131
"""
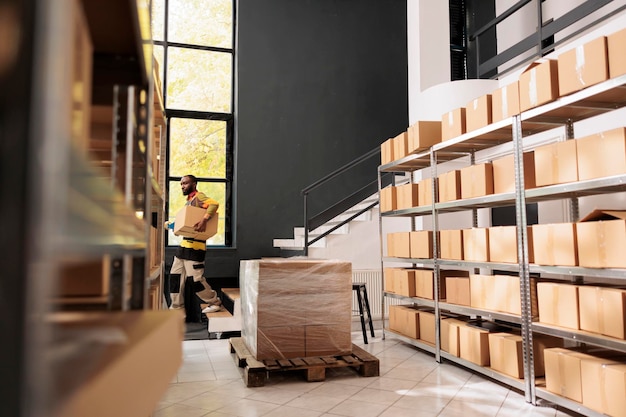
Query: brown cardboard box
446 276 471 306
381 138 395 165
53 310 184 417
608 27 626 78
465 94 492 133
409 230 433 259
396 183 419 210
379 185 397 213
460 163 494 199
489 333 524 378
395 268 417 297
488 226 534 264
442 318 465 356
579 285 626 339
441 107 466 141
537 282 580 329
519 59 559 112
602 364 626 417
412 269 457 300
240 259 352 360
576 127 626 181
581 355 625 413
459 324 490 366
418 310 436 345
462 228 489 262
440 229 463 260
438 169 462 203
534 140 578 187
58 256 110 297
393 131 410 161
387 232 411 258
408 120 442 153
174 206 219 240
544 348 586 401
418 177 436 207
577 210 626 268
469 274 532 315
558 36 609 96
531 222 578 266
390 305 420 339
383 268 395 293
492 152 536 194
491 81 520 123
470 274 492 310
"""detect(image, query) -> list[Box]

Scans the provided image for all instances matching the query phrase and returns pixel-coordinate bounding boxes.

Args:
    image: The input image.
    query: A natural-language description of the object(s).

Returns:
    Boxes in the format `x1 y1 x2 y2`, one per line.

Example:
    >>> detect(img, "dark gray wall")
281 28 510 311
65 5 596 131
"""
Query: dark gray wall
170 0 408 283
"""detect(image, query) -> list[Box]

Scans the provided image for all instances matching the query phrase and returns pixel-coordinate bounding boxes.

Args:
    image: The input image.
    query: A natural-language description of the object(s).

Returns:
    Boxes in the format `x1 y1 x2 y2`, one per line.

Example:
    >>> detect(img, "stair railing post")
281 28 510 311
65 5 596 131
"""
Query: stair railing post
303 192 309 256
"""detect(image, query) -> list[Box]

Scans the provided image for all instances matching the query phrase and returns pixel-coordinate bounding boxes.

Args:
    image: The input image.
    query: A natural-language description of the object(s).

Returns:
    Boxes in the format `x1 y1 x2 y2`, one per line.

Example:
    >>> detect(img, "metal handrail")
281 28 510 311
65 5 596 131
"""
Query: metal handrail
301 146 382 255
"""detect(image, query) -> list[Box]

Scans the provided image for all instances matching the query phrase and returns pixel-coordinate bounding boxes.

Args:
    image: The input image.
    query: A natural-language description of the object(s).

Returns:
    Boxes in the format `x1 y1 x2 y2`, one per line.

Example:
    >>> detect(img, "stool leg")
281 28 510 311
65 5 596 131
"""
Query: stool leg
356 287 368 344
362 285 375 337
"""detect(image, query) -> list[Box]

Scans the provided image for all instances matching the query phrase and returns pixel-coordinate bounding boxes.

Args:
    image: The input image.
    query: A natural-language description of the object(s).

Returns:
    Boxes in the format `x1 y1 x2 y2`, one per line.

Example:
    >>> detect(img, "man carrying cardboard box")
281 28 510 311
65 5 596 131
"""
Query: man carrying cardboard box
165 175 222 317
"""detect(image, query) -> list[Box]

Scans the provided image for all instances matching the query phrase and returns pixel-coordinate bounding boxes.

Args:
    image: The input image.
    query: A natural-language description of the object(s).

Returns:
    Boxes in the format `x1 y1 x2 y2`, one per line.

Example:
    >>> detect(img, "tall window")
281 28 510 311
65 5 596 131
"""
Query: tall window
152 0 235 247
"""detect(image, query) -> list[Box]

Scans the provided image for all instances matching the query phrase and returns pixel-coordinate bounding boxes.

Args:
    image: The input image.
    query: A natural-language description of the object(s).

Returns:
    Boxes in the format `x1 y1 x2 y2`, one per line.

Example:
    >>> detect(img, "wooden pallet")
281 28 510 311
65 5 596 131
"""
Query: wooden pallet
229 337 380 387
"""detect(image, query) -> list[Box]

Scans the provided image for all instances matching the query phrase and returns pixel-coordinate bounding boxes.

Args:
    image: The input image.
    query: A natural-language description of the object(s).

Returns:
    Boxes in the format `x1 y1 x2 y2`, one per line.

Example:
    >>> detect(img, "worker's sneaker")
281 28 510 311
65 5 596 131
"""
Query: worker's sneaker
202 304 222 314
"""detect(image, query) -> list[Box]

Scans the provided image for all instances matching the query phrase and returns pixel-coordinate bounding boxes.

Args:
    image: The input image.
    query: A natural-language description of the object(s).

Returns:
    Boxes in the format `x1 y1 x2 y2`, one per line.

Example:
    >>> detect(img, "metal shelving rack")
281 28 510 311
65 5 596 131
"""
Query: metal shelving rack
0 1 176 416
378 72 626 415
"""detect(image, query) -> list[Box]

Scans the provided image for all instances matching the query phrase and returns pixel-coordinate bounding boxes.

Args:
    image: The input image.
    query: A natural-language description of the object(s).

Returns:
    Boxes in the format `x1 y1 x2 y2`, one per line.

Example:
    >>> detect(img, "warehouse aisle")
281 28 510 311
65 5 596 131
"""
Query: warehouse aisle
152 332 578 417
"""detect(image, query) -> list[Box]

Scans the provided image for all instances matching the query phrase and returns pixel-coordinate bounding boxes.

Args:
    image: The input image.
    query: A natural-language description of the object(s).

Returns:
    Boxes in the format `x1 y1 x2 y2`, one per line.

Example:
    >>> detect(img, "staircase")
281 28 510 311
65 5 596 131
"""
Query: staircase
205 288 241 339
273 194 379 252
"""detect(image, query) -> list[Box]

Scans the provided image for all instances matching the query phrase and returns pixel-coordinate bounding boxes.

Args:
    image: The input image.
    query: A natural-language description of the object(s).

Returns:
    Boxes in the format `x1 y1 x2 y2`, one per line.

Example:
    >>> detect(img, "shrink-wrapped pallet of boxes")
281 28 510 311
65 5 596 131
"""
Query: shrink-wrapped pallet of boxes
239 258 353 360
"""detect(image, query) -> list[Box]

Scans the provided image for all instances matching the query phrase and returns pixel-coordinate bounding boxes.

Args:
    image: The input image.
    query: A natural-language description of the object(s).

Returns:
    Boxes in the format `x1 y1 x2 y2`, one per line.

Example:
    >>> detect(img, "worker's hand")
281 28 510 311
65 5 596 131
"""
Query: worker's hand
194 218 208 232
164 221 170 229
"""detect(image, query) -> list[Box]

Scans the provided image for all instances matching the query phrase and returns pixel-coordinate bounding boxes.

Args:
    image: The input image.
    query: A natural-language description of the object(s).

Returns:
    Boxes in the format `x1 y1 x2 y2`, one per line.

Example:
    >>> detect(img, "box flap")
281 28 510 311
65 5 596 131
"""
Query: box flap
580 209 626 222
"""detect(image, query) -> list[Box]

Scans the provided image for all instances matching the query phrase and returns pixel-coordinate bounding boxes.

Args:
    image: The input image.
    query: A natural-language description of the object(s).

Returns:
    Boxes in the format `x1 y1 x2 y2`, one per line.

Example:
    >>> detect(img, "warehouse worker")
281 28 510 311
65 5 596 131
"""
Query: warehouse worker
165 174 222 317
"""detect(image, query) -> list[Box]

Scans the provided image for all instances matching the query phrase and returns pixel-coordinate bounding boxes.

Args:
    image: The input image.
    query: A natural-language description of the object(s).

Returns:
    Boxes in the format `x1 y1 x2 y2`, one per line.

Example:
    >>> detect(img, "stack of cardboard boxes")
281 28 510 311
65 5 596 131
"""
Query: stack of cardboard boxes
239 258 353 360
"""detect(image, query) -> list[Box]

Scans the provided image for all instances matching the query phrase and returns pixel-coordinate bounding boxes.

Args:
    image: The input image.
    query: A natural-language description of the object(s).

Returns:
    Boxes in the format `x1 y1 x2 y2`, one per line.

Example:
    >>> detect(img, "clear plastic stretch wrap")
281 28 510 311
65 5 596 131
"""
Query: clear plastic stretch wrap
240 258 353 360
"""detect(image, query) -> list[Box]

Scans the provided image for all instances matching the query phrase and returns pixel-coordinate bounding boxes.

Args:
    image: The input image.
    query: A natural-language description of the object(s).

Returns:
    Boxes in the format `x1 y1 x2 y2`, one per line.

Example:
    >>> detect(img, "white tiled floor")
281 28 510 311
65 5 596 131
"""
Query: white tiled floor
152 331 579 417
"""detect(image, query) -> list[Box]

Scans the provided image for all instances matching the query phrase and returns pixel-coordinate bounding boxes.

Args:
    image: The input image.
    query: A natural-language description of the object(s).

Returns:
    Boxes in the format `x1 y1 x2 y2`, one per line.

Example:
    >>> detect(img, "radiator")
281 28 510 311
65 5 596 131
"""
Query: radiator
352 269 402 319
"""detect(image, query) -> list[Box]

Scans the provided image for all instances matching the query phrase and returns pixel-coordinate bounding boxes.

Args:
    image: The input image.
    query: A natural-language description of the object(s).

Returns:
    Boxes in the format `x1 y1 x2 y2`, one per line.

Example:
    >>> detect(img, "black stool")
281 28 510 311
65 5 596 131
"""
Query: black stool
352 283 375 344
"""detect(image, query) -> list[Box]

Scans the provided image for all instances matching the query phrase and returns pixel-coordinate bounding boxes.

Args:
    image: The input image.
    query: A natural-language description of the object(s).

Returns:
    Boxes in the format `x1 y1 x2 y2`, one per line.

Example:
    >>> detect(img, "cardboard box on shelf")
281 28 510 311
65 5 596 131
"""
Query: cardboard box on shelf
459 324 490 366
544 348 586 402
438 169 462 203
578 285 626 339
531 222 578 266
441 107 466 141
577 209 626 268
418 177 436 207
465 94 492 133
534 140 578 187
460 163 494 199
440 229 463 260
395 268 417 297
492 151 536 194
557 36 609 96
491 81 520 123
580 355 625 413
442 318 465 356
488 332 524 378
383 268 398 293
537 282 580 330
469 274 533 315
409 230 433 259
408 120 442 153
414 269 468 301
462 228 489 262
174 206 218 240
576 127 626 181
445 276 471 306
393 131 410 161
608 27 626 78
488 225 534 264
387 232 411 258
396 183 419 210
379 185 397 213
418 310 436 345
381 138 395 165
57 256 110 297
519 59 559 112
389 305 420 339
601 364 626 417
